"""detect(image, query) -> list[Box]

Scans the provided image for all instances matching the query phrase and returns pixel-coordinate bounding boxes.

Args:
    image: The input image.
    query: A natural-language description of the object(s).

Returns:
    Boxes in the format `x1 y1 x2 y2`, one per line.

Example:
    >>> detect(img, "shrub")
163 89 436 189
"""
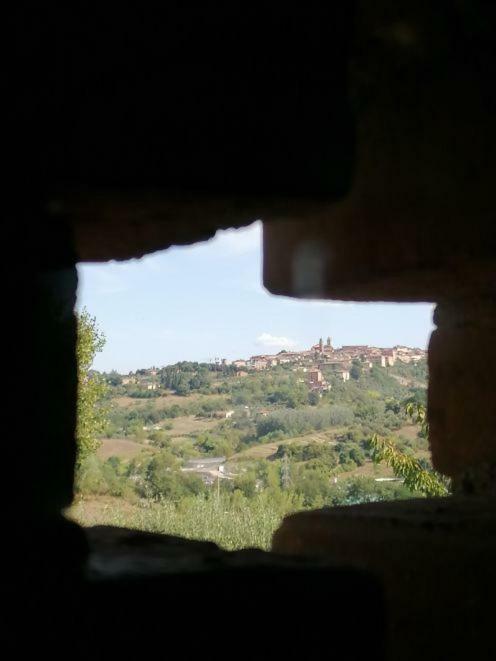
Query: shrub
149 430 172 447
75 455 130 497
328 405 354 426
234 472 258 498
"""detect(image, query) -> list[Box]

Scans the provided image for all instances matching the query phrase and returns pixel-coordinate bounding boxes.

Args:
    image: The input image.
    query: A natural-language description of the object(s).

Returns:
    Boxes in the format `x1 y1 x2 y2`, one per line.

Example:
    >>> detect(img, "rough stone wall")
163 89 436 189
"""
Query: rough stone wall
429 299 496 489
15 4 354 263
11 3 496 659
272 497 496 660
263 1 496 302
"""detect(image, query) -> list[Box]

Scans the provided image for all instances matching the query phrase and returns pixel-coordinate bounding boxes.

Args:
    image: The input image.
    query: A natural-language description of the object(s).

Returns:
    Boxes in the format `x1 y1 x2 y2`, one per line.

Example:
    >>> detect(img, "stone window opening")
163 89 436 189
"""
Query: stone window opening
67 222 439 555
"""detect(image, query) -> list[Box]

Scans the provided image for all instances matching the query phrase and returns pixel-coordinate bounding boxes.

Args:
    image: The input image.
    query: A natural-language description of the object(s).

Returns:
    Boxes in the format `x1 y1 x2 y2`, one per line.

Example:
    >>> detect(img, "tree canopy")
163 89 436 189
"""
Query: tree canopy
76 309 108 467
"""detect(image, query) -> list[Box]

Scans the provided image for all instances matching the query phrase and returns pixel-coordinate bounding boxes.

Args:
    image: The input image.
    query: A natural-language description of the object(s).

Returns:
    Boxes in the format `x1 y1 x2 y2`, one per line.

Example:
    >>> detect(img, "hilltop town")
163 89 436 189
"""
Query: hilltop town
116 338 427 396
231 337 426 385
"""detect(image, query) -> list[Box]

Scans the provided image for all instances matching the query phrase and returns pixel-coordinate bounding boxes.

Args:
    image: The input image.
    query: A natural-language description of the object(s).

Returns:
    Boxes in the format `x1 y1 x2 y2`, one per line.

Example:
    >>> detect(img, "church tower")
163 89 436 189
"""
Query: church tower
319 337 323 352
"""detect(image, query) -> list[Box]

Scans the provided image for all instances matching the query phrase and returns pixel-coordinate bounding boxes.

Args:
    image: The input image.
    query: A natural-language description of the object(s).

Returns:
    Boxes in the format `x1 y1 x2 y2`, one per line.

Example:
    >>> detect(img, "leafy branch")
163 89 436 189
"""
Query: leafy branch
369 402 450 497
369 434 449 497
405 401 428 436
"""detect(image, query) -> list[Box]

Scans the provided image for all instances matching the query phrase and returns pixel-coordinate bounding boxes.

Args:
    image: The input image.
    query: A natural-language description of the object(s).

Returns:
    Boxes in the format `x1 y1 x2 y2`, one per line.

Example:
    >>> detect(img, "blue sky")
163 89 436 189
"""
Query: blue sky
77 221 434 373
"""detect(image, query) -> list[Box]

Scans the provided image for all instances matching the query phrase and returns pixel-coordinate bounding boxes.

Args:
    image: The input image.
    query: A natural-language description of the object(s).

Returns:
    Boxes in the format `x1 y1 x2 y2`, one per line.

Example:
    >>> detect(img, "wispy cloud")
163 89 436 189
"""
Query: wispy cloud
256 332 298 349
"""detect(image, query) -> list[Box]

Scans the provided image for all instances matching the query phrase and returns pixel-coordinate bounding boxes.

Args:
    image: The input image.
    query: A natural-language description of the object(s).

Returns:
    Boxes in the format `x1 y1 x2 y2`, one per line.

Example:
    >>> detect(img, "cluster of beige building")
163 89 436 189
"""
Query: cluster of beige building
117 340 425 394
230 337 426 391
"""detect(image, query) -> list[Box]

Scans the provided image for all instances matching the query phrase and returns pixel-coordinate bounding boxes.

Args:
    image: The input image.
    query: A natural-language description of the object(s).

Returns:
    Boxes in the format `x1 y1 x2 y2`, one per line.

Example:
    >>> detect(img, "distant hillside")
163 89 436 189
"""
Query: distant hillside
72 357 430 549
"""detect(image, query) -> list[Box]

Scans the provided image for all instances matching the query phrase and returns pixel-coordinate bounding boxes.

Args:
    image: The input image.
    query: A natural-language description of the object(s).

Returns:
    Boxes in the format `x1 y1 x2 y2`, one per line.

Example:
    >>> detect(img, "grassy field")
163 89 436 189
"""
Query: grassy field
68 494 289 551
397 424 421 441
99 415 220 461
97 438 155 460
167 415 218 436
113 392 205 409
156 390 206 405
230 429 343 461
113 396 145 409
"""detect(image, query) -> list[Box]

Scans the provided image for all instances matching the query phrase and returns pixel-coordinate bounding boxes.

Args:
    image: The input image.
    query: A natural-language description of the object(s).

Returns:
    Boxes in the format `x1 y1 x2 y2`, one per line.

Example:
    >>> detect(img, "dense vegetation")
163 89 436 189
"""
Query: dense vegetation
71 338 443 550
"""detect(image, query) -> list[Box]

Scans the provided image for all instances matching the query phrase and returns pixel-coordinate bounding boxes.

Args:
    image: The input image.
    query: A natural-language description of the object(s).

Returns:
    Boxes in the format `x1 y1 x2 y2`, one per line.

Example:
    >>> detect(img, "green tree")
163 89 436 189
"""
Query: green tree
308 390 320 406
107 370 123 386
76 310 108 467
350 360 362 380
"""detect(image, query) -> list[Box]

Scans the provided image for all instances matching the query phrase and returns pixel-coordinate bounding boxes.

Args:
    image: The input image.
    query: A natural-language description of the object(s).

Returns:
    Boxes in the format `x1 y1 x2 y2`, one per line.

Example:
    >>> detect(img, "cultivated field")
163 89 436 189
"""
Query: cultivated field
168 415 218 436
97 438 154 460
